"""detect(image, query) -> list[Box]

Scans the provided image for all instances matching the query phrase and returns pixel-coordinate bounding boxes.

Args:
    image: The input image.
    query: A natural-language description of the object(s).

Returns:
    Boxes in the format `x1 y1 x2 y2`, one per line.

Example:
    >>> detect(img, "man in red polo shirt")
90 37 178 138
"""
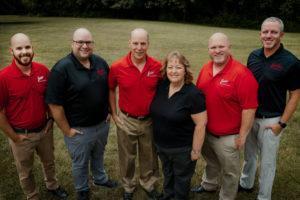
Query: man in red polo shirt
109 28 161 200
0 33 67 200
191 32 258 200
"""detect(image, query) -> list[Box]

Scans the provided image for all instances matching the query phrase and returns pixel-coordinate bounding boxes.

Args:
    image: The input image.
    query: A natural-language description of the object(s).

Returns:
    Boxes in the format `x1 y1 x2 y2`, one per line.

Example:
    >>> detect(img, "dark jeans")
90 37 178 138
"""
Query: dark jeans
157 146 196 200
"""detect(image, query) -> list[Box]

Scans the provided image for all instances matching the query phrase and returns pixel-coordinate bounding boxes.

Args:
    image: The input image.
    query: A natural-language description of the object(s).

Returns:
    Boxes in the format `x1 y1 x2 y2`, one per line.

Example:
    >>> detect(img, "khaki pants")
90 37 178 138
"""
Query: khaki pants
201 133 240 200
116 111 159 193
9 128 58 200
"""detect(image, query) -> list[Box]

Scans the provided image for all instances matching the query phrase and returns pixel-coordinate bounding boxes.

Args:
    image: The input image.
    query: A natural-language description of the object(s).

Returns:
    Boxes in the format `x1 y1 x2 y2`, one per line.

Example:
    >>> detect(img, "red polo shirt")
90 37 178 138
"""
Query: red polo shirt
196 57 258 136
109 52 162 116
0 60 49 129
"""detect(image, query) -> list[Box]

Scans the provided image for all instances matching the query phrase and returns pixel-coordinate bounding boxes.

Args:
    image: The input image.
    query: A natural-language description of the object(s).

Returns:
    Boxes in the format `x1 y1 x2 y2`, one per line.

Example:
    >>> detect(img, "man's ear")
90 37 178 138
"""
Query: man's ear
9 47 13 56
128 39 131 48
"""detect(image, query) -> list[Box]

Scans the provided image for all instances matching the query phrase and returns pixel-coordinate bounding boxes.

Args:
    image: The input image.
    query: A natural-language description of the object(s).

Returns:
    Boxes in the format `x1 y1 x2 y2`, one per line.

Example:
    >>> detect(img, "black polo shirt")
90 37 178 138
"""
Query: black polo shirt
247 44 300 117
46 53 109 127
150 80 206 149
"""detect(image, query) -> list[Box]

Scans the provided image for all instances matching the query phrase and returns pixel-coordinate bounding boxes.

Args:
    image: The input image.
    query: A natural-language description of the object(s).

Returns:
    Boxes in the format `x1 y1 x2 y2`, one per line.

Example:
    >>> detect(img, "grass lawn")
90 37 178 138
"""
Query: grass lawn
0 15 299 200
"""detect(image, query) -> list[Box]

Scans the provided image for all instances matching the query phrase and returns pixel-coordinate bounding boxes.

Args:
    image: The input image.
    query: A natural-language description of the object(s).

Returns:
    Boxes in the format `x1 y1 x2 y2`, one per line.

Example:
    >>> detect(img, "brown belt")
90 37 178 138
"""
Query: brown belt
121 110 150 121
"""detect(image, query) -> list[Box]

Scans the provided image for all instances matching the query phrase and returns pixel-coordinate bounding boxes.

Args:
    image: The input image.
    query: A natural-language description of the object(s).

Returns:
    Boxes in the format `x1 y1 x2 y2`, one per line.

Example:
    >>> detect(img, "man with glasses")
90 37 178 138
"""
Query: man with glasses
46 28 117 200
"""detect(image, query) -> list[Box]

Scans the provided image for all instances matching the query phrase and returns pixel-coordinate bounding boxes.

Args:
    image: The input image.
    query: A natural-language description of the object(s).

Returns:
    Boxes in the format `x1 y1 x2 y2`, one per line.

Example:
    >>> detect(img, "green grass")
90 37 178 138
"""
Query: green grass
0 15 300 200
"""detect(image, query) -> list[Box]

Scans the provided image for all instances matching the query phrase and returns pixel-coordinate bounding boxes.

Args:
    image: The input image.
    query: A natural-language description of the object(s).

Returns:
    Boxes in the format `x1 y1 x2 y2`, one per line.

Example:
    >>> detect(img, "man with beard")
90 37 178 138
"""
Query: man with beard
0 33 68 200
191 32 258 200
46 28 117 200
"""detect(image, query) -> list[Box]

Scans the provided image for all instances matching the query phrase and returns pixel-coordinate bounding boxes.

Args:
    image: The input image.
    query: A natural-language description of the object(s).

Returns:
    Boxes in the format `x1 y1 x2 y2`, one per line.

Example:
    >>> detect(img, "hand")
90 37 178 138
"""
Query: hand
13 134 29 144
235 135 246 150
44 119 54 134
106 114 111 123
66 128 82 137
111 114 123 126
265 123 282 136
191 150 200 161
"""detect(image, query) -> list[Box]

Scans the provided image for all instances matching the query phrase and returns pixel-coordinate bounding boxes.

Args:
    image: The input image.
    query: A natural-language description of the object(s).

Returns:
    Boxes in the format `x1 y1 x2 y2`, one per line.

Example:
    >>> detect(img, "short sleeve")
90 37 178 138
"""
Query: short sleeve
189 87 206 114
0 75 8 110
236 70 258 109
108 65 117 89
101 59 110 74
45 69 67 105
286 60 300 91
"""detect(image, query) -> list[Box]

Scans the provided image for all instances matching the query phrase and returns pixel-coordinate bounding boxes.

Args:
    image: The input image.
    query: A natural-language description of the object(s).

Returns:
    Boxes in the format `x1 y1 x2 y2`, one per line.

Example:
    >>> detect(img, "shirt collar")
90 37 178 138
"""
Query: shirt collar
70 52 94 70
10 59 36 78
259 43 284 59
126 51 150 70
208 55 233 76
162 79 188 94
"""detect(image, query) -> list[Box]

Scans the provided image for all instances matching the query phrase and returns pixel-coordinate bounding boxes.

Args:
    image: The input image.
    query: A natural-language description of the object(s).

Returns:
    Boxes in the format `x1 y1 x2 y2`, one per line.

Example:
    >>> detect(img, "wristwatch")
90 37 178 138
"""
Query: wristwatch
278 121 287 128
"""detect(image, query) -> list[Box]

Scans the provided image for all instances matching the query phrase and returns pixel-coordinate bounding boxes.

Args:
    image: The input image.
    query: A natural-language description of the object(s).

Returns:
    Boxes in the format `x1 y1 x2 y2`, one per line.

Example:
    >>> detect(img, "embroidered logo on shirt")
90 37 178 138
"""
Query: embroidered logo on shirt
220 79 230 86
97 69 104 76
270 63 283 71
147 70 157 77
37 76 46 83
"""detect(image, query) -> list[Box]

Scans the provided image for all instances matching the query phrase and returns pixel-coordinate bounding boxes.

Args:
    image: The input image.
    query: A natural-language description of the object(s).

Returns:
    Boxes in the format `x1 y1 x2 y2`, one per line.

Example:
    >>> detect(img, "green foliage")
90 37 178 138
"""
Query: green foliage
0 16 299 199
6 0 296 31
1 0 25 14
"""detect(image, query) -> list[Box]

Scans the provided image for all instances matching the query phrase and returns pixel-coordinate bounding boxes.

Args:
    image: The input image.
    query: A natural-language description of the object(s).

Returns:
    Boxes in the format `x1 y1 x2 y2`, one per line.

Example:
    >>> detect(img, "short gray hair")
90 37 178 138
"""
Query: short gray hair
261 17 284 32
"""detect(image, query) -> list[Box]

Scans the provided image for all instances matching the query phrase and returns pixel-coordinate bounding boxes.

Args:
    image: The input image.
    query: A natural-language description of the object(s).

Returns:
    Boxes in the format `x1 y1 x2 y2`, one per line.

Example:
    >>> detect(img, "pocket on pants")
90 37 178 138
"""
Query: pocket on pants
64 134 82 156
267 128 281 140
223 134 237 150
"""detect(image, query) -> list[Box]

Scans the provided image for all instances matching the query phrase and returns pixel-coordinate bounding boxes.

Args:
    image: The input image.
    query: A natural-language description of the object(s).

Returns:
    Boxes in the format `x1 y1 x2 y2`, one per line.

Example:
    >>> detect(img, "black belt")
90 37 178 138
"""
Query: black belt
256 113 280 119
207 131 238 138
13 125 45 134
121 110 150 120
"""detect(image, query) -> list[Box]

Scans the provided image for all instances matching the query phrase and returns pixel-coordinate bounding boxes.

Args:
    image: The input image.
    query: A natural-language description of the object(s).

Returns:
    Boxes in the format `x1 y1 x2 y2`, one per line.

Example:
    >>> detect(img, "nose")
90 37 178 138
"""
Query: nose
82 43 88 47
215 47 221 53
170 67 177 73
265 31 272 38
21 48 27 54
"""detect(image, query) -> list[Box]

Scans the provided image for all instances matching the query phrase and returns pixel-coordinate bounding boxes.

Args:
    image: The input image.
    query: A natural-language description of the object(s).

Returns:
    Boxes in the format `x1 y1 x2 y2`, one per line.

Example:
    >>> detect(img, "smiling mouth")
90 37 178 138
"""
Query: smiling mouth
20 56 30 59
80 50 90 54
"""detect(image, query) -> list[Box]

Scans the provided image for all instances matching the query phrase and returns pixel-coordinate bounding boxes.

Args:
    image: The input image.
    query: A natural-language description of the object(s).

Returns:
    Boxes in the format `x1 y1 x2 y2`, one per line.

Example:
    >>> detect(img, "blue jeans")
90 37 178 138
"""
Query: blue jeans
64 121 109 192
240 117 282 200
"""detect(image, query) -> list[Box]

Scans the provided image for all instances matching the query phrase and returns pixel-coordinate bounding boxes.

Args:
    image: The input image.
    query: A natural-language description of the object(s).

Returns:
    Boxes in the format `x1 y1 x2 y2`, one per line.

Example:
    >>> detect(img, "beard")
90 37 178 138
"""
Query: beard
13 52 34 66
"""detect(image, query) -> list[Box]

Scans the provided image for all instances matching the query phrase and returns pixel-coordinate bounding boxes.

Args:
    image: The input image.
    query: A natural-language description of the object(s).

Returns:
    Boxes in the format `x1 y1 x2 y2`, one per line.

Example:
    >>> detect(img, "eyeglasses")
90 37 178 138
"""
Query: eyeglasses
73 40 94 46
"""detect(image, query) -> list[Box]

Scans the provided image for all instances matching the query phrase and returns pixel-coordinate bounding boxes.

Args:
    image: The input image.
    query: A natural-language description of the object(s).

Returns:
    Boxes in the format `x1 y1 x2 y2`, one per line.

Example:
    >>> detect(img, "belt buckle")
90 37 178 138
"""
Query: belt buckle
24 129 28 134
137 116 145 120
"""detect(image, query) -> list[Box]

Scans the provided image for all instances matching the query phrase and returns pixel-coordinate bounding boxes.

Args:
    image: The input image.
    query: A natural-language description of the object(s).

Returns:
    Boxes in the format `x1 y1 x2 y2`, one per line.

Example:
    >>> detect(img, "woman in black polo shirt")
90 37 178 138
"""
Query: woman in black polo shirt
150 51 207 200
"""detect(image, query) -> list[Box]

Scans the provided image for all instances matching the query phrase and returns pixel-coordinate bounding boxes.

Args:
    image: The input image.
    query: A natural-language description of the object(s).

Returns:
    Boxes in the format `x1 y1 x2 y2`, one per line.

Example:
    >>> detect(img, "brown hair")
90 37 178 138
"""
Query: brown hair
161 50 193 84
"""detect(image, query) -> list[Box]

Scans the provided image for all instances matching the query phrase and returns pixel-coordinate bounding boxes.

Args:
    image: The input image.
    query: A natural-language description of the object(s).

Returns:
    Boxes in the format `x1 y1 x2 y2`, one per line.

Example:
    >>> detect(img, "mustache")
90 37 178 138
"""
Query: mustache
20 53 32 57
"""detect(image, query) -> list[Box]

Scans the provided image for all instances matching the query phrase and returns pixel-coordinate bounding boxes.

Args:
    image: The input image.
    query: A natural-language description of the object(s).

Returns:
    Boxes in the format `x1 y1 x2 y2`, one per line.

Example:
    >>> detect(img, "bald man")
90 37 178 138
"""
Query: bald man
109 28 161 200
0 33 68 200
191 32 258 200
46 28 117 200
